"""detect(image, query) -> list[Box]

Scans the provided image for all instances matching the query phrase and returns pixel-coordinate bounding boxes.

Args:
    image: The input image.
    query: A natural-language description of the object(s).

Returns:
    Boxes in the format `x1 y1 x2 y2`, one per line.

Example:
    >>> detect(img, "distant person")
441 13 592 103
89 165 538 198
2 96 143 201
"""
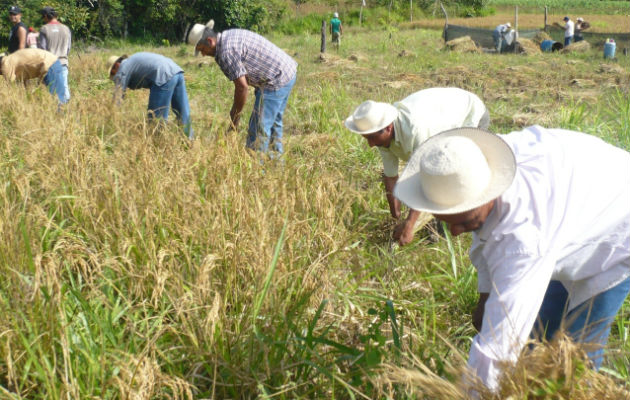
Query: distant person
330 12 343 49
0 48 68 104
7 5 26 54
344 88 489 246
393 126 630 391
38 6 71 103
492 22 511 53
574 17 590 42
26 27 39 48
108 52 193 139
562 16 574 46
193 26 297 156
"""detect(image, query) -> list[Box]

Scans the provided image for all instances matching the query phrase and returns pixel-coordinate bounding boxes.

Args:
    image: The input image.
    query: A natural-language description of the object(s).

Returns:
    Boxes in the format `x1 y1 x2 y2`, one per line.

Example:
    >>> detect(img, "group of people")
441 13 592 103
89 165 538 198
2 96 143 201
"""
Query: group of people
2 6 629 393
3 5 71 104
559 15 590 46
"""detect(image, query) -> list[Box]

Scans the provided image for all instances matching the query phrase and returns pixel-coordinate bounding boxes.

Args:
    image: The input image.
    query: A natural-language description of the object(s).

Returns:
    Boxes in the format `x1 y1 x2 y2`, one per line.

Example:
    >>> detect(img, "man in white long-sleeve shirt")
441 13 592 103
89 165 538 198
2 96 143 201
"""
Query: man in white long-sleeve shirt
394 125 630 390
345 87 489 246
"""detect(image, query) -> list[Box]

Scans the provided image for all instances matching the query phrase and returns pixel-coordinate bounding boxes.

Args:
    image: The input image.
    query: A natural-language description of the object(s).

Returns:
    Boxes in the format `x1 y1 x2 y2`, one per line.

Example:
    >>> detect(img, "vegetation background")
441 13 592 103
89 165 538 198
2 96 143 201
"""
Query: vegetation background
0 0 629 399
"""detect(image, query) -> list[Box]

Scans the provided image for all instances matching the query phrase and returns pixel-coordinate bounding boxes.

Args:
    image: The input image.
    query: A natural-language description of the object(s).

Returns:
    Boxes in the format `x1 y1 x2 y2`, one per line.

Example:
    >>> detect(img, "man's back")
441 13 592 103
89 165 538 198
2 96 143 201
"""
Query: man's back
1 48 58 81
330 18 341 33
39 22 71 65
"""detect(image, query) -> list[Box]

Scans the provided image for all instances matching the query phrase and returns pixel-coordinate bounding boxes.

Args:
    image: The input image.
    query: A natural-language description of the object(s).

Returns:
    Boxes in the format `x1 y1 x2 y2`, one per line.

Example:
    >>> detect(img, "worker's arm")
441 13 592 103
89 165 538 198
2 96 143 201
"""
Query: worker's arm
383 174 400 219
230 75 248 130
393 209 421 246
473 292 490 332
17 26 26 50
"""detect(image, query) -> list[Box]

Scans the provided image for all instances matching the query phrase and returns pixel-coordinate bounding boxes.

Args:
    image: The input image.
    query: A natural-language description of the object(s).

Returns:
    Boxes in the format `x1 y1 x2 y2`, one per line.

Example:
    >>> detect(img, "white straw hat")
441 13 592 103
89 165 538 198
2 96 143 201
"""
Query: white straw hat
334 12 339 18
505 22 511 28
188 19 215 56
345 100 398 134
394 127 516 215
107 54 127 77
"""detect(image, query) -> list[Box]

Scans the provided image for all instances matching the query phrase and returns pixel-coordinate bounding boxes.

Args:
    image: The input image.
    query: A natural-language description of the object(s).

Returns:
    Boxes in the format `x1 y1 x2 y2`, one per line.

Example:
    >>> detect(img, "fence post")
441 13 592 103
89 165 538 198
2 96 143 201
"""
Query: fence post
410 0 413 22
514 6 518 31
544 6 548 32
321 20 326 53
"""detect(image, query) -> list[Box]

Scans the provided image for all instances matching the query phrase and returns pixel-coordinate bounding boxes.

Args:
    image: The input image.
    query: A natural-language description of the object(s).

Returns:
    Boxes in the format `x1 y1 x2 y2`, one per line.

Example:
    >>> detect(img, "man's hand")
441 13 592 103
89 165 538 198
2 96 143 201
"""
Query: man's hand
230 76 248 131
473 292 489 332
393 219 415 245
383 175 400 219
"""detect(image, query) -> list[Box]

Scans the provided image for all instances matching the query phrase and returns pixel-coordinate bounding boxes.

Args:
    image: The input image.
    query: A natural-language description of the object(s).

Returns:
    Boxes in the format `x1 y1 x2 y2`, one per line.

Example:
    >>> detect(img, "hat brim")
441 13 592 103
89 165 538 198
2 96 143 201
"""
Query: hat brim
108 55 127 77
394 127 516 215
344 103 398 134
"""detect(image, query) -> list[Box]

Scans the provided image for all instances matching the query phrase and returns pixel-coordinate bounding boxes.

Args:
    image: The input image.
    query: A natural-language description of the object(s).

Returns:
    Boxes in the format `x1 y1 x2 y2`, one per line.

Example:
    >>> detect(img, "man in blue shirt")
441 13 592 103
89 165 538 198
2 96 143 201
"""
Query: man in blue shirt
108 52 193 139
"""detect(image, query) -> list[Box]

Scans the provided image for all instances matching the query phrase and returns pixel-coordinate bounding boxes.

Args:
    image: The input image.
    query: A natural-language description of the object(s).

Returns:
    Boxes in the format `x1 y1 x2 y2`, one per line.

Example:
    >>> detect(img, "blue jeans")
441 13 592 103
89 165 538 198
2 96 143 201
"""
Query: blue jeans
533 277 630 368
147 72 193 139
61 65 70 103
564 36 573 46
492 29 503 53
247 74 296 154
43 60 69 104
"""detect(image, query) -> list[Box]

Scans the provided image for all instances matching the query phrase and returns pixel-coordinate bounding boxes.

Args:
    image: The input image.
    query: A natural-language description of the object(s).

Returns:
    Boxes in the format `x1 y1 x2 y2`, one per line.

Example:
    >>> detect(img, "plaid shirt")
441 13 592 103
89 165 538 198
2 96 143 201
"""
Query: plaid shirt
215 29 297 90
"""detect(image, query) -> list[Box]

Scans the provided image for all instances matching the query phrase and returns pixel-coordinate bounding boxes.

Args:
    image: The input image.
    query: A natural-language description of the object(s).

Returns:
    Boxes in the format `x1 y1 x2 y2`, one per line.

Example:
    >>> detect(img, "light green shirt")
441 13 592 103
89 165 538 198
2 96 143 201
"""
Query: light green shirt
379 87 488 177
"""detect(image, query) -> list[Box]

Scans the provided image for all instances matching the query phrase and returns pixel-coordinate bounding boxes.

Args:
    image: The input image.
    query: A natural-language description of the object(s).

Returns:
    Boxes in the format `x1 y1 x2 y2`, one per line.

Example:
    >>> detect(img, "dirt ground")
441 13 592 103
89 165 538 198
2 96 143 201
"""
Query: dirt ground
405 14 630 33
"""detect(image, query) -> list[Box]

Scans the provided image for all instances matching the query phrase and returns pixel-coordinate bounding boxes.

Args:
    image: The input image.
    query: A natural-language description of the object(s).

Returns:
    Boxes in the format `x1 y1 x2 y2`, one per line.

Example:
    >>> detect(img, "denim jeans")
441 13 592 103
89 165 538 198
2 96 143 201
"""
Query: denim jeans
533 277 630 368
61 65 70 103
43 60 69 104
492 30 503 53
247 74 297 154
147 72 193 139
564 36 573 46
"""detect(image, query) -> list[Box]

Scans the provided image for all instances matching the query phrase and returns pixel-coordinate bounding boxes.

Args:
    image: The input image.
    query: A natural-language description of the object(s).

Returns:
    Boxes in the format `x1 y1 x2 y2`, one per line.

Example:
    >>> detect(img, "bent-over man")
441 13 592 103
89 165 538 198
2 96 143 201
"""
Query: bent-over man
394 125 630 390
345 87 489 245
108 52 193 139
193 26 297 155
0 48 68 104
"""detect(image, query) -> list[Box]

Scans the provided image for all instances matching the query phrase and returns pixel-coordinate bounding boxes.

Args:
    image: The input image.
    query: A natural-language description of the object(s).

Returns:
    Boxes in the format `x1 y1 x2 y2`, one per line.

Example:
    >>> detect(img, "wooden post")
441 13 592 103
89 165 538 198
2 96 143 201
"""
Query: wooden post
410 0 413 22
440 1 449 42
321 20 326 53
544 6 548 32
359 2 364 27
514 6 518 31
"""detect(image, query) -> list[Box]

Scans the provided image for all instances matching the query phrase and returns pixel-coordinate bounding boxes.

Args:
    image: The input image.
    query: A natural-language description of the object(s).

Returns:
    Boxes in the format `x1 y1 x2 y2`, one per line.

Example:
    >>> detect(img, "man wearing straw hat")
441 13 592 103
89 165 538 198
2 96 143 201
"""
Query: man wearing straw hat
191 23 297 156
108 52 193 139
492 22 511 53
345 87 489 246
394 125 630 390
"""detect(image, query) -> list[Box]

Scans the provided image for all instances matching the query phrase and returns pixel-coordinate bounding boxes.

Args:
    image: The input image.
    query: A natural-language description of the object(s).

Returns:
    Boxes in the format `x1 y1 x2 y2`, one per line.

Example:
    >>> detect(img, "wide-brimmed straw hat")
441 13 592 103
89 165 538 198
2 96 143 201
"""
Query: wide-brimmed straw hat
188 19 215 56
394 127 516 215
107 55 127 77
345 100 398 134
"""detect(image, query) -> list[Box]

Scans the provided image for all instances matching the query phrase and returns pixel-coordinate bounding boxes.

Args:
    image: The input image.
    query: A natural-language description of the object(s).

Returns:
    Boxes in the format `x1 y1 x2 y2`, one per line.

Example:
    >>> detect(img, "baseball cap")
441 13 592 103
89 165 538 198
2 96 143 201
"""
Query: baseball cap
8 6 21 14
40 6 56 16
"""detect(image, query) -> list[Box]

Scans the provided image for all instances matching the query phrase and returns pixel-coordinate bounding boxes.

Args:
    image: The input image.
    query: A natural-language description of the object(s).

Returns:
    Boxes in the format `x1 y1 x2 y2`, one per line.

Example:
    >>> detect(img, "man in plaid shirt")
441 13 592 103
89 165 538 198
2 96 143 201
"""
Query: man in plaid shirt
195 27 297 155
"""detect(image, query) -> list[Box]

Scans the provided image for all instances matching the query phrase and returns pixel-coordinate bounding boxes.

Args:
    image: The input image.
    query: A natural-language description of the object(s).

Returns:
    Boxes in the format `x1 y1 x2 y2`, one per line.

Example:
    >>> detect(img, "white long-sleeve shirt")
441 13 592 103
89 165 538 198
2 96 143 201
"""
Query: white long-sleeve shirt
468 125 630 389
379 87 488 177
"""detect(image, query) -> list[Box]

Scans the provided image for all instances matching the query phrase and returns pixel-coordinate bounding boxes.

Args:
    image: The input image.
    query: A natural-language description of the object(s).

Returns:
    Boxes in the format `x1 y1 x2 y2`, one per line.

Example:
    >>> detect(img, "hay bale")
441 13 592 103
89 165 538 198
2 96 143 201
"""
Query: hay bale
516 38 541 55
599 63 625 74
347 53 366 62
444 36 480 53
532 31 552 45
561 41 591 53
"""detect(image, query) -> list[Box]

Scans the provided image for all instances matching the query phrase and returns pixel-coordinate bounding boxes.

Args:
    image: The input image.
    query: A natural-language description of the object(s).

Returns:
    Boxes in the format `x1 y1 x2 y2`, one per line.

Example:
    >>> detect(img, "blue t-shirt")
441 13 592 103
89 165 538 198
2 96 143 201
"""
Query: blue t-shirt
114 52 183 91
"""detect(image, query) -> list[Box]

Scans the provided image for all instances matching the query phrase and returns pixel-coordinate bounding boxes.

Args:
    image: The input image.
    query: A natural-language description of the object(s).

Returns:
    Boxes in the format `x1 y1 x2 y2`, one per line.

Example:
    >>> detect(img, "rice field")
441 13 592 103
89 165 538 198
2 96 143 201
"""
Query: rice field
0 19 628 399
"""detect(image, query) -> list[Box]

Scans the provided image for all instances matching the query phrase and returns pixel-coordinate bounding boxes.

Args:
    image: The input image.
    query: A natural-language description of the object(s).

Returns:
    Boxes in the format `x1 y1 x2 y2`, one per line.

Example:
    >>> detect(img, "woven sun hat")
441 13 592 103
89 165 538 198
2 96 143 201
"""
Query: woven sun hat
107 55 127 77
344 100 398 134
334 12 339 18
577 17 584 22
188 20 215 56
394 127 516 215
505 22 511 28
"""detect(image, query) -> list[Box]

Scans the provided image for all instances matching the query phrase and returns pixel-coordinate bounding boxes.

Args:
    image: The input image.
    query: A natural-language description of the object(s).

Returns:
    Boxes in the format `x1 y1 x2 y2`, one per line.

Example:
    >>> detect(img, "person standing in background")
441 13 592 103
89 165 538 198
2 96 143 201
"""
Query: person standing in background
26 27 39 48
8 6 26 53
562 16 574 46
38 6 71 103
574 17 590 42
330 12 343 49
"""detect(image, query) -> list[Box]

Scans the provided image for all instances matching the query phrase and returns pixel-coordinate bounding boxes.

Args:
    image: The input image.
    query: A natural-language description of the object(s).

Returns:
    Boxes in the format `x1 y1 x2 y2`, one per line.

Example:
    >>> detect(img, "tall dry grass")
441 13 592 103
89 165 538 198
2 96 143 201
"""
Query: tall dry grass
0 27 628 398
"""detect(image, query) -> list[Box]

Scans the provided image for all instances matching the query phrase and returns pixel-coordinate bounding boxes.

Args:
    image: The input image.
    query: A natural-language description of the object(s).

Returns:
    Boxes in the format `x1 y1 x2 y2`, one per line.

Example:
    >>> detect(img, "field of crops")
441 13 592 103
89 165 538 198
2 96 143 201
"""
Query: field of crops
0 11 629 400
489 0 629 14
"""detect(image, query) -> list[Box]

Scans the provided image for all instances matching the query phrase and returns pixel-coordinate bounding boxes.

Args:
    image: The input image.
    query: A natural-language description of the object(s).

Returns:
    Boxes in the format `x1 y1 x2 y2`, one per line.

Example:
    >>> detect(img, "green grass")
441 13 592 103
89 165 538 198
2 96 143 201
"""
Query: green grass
0 23 628 399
